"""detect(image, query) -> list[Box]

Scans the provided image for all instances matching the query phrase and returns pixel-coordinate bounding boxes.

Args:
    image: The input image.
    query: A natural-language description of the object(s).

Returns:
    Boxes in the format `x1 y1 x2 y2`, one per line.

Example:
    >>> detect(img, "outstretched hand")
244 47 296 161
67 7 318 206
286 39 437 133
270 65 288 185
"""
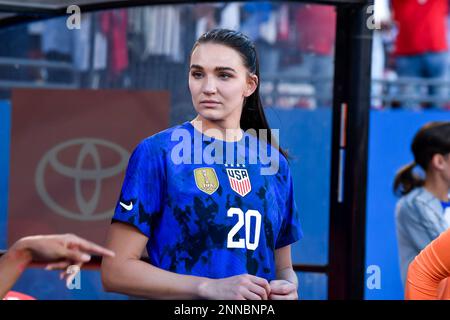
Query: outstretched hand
11 233 115 283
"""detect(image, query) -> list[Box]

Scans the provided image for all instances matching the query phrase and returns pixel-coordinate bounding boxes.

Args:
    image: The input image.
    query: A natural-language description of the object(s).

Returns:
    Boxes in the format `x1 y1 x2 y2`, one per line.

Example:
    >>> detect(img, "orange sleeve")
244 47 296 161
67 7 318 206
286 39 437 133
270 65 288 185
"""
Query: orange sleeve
405 228 450 300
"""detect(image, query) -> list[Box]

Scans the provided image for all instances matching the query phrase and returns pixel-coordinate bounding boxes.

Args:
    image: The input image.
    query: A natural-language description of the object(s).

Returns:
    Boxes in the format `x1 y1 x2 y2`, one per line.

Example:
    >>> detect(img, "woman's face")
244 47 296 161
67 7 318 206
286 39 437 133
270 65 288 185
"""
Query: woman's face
432 153 450 187
443 154 450 186
189 43 257 125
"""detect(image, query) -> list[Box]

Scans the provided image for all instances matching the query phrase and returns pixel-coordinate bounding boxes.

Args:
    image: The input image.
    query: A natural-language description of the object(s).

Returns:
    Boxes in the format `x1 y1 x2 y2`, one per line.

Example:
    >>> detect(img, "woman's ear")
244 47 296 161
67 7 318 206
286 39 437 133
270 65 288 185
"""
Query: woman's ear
244 74 258 97
431 154 446 171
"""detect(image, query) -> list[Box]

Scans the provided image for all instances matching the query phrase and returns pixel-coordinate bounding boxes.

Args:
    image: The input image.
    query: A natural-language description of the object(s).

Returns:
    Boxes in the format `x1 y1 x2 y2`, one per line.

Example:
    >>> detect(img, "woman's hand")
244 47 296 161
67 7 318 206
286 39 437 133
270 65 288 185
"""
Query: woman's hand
268 279 298 300
1 234 115 298
11 233 115 283
12 233 114 267
198 274 271 300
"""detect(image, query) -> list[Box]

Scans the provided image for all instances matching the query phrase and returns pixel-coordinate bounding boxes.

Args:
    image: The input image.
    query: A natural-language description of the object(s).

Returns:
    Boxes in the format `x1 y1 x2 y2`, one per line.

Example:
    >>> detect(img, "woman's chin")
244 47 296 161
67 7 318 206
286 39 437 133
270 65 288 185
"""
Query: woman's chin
197 109 225 121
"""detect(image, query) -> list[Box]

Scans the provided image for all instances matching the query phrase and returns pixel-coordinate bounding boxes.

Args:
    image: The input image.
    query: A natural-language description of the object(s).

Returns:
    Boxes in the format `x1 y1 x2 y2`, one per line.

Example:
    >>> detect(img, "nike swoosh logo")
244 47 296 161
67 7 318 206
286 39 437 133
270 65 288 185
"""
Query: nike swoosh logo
119 201 133 211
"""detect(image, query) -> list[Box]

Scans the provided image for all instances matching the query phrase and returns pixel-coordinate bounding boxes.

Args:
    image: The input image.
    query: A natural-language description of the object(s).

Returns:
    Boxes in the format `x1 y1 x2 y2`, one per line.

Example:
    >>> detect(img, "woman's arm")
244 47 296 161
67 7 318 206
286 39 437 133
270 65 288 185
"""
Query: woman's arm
0 234 115 299
101 222 271 300
0 239 32 299
268 245 298 300
405 228 450 299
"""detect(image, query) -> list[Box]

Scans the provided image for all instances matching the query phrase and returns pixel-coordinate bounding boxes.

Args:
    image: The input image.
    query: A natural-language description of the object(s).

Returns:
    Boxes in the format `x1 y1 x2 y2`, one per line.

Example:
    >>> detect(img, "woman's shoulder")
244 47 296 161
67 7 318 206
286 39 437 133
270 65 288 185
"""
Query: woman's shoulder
262 145 291 180
399 187 439 206
136 122 192 150
396 187 440 219
397 187 424 209
243 131 289 167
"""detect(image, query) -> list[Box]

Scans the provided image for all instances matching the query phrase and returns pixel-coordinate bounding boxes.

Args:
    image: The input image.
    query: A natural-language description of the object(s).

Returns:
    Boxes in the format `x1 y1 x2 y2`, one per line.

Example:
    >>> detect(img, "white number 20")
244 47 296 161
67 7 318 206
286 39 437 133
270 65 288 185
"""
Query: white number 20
227 208 261 250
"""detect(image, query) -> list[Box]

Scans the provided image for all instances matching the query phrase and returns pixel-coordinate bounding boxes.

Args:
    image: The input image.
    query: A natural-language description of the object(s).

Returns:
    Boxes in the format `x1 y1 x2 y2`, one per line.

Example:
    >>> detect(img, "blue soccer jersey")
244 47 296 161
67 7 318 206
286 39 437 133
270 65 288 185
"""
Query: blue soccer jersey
112 121 303 281
442 200 450 226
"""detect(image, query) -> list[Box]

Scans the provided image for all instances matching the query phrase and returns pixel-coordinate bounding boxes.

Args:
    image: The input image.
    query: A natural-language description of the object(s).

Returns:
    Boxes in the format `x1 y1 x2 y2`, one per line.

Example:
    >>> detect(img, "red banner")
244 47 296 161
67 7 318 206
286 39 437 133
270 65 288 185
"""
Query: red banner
8 89 169 246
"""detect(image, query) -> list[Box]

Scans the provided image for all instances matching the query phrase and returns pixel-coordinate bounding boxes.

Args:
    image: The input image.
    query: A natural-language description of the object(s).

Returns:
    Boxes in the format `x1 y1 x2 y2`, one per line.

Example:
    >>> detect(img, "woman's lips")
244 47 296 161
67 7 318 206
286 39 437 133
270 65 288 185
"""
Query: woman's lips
200 101 221 107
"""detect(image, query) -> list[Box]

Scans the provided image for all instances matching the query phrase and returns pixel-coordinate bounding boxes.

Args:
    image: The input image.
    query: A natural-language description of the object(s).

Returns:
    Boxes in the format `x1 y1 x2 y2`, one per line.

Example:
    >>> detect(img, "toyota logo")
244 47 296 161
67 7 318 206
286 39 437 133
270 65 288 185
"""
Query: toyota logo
35 138 129 221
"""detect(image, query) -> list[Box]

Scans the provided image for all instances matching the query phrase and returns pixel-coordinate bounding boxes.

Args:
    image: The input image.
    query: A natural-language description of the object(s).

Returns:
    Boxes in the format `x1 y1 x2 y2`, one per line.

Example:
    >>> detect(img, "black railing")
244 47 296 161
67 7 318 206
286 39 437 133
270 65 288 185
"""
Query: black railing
1 56 448 108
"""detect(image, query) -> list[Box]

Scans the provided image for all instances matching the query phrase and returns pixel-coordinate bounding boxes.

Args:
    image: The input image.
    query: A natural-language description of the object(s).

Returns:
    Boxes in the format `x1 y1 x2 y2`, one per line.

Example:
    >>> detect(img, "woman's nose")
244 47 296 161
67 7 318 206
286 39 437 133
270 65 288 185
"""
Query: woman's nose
202 77 217 94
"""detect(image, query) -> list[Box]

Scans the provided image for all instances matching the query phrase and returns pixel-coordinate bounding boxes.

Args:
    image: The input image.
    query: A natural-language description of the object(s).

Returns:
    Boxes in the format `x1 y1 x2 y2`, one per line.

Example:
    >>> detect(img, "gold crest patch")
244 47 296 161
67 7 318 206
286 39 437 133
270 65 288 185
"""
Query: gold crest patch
194 167 219 195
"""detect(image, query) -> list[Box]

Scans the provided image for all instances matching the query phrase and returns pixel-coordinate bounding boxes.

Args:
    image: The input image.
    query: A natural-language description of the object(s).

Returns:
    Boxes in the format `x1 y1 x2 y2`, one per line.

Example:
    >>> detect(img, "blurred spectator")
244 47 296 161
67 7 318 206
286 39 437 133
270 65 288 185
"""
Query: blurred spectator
280 4 336 108
0 24 30 81
394 122 450 286
241 3 280 76
100 10 129 85
391 0 449 109
194 4 219 40
42 17 73 83
219 3 240 31
371 0 392 109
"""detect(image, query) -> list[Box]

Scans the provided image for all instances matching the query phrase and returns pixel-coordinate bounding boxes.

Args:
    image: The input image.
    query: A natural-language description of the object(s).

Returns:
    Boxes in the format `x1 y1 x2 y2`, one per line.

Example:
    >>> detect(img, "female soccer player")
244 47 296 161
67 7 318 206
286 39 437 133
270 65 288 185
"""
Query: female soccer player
394 121 450 285
101 29 303 300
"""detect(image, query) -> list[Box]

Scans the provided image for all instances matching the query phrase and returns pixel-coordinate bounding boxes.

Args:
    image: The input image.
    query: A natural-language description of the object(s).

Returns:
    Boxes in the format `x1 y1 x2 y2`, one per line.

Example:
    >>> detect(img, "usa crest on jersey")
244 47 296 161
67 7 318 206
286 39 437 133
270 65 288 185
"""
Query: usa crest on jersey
225 164 251 197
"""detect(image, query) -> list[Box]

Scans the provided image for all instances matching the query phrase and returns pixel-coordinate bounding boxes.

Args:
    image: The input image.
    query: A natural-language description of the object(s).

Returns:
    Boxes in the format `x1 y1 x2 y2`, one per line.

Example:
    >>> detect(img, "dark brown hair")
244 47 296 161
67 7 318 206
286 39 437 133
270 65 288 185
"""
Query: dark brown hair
191 28 288 159
394 121 450 196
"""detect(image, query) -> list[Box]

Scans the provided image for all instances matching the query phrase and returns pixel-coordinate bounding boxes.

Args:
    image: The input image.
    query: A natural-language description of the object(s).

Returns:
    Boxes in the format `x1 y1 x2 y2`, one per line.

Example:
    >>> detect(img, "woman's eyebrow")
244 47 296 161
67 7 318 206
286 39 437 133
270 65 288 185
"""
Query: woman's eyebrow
215 67 237 73
190 64 237 73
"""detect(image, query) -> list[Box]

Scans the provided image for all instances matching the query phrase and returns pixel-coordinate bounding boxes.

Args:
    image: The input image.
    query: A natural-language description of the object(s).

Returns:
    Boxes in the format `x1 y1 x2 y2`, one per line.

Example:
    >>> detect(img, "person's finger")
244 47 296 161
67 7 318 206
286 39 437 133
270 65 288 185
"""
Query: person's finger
248 275 271 296
269 293 293 300
62 248 91 263
241 289 262 300
269 280 296 294
247 282 268 300
66 235 115 257
45 261 71 270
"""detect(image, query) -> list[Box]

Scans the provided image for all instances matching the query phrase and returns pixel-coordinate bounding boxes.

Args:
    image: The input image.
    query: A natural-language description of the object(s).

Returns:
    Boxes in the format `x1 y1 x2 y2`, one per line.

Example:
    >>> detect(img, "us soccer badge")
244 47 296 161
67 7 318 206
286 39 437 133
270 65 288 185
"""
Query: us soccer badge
194 167 219 195
225 164 251 197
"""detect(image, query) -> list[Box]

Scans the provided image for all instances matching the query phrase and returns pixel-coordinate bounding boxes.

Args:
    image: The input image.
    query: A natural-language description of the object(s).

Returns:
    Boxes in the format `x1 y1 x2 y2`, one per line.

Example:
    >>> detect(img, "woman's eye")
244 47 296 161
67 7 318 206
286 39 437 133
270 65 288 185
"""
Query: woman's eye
191 72 203 78
219 73 231 80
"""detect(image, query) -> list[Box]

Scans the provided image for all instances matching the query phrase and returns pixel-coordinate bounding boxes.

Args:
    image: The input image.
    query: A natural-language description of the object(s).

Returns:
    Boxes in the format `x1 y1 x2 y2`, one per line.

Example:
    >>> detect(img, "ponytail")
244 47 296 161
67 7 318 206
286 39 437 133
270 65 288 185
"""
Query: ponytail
240 81 289 160
393 162 424 196
394 122 450 196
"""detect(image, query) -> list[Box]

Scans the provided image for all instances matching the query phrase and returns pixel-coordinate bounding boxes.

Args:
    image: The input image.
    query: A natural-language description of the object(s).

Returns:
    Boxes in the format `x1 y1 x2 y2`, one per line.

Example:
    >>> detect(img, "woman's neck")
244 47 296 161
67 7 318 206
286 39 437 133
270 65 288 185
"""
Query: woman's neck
191 115 243 142
424 172 450 202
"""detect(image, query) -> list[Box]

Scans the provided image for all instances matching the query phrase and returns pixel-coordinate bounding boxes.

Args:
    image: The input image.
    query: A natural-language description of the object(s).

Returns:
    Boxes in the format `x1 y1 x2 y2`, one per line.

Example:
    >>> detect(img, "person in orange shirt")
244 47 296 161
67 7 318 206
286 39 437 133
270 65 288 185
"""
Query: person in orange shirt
405 227 450 299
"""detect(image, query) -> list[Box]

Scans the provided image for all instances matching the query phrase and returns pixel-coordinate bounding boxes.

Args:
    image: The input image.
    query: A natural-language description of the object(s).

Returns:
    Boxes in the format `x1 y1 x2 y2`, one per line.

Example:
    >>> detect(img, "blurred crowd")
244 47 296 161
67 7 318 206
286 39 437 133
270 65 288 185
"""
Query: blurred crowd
372 0 450 110
0 1 449 110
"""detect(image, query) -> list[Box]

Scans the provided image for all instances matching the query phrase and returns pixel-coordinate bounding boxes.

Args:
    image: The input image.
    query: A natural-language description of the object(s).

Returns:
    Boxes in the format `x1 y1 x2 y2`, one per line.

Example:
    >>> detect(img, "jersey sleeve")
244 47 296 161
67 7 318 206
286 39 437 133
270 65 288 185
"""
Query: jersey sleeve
275 165 303 249
405 228 450 299
112 138 165 238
